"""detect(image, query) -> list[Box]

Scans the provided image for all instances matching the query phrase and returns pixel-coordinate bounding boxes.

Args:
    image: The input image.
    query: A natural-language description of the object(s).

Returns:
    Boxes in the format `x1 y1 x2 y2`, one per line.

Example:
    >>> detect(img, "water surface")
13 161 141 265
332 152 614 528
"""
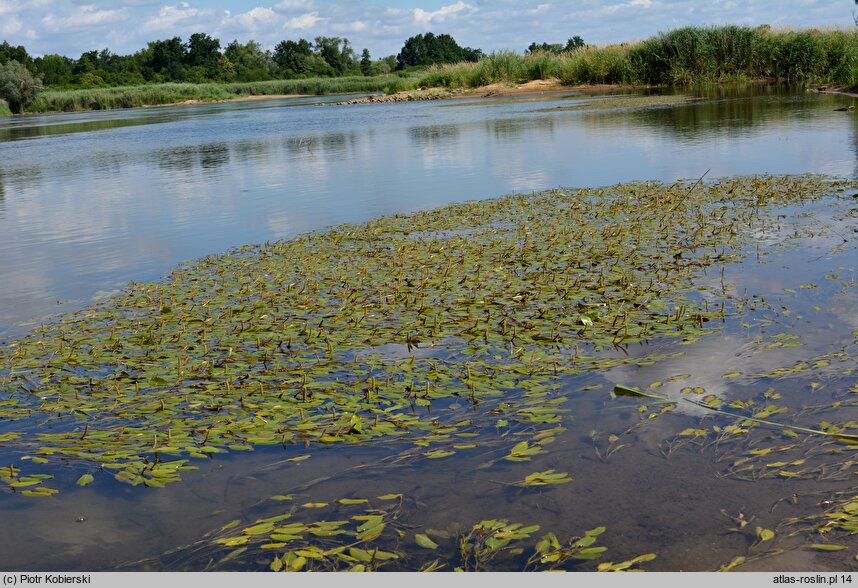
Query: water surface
1 87 856 340
2 87 858 572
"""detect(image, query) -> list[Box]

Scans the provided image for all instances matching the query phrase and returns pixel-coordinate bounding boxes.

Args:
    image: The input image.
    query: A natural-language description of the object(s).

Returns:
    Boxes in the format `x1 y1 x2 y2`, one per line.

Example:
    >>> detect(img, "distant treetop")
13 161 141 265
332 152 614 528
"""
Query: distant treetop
526 37 585 55
396 33 483 69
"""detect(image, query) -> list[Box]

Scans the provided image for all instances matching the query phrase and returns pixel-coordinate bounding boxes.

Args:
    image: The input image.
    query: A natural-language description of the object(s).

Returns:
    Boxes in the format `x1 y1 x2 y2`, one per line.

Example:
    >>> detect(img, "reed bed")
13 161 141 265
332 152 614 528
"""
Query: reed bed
18 26 858 115
26 75 417 114
419 25 858 89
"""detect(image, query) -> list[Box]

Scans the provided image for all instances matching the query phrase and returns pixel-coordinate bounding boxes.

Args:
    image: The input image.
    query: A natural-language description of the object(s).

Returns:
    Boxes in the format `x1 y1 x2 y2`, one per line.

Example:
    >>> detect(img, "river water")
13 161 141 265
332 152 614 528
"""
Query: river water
1 87 858 571
1 87 855 341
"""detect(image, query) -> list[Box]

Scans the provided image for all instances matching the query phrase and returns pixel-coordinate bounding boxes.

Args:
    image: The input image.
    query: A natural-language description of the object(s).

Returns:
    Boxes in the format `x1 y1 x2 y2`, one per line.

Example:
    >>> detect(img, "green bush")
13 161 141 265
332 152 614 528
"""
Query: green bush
0 60 42 113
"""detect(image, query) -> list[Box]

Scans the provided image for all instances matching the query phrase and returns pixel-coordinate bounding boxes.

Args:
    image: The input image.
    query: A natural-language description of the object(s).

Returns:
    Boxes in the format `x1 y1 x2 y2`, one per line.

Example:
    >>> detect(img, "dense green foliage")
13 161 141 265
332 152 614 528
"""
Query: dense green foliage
526 37 585 55
26 75 416 113
0 31 479 93
0 59 42 113
0 98 10 117
419 25 858 89
8 25 858 115
395 32 483 69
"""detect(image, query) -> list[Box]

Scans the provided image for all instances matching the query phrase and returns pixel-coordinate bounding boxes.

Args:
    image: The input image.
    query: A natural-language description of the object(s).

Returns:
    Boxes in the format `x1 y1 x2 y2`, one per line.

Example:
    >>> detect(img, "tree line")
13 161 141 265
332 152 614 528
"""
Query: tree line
0 31 491 91
0 32 583 113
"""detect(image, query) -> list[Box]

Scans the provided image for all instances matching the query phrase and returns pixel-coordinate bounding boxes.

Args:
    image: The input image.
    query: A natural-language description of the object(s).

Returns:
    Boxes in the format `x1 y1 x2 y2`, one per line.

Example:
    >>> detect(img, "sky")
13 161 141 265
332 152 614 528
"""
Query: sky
1 0 856 59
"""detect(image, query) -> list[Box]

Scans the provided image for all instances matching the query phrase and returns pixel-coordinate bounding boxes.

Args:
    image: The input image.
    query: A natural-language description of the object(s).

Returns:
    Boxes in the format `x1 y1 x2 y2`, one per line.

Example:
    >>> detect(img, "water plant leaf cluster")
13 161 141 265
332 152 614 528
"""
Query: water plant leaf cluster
4 173 858 570
0 174 853 501
165 491 652 572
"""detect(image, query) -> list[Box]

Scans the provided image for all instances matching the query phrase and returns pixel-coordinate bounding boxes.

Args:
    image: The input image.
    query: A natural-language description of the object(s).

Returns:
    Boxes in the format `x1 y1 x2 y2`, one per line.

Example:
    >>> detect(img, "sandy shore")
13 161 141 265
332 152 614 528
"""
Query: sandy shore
17 80 644 116
151 93 309 108
335 79 633 105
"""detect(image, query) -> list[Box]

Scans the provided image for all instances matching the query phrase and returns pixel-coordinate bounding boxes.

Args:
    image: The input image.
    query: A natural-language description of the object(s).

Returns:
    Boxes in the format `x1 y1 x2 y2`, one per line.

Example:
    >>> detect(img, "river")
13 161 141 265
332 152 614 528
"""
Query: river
1 86 858 571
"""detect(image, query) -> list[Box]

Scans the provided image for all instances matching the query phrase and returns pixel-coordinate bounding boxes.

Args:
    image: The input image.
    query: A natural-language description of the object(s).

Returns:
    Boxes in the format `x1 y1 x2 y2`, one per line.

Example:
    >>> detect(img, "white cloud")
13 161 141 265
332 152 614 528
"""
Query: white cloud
230 6 280 30
0 2 20 17
602 0 655 15
527 4 550 15
143 4 211 33
283 12 321 29
2 15 22 35
332 20 367 33
413 2 477 27
42 4 128 31
275 0 315 11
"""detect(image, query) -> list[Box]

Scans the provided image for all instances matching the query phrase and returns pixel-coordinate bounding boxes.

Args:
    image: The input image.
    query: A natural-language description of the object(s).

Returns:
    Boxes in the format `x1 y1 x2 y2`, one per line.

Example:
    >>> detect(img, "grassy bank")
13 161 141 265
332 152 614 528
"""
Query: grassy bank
14 25 858 116
25 75 418 114
418 25 858 89
0 99 10 117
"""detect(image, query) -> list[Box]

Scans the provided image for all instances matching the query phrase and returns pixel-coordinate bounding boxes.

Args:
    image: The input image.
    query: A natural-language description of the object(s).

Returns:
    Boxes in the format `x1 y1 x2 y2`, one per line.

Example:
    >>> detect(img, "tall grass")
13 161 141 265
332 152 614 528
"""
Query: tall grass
27 75 418 114
419 25 858 90
19 25 858 115
0 99 10 117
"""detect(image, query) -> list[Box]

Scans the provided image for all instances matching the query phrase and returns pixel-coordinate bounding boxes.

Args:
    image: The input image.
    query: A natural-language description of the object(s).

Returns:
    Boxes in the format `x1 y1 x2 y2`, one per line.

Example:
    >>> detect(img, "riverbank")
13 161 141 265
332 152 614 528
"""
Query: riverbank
334 79 609 104
18 75 416 115
12 24 858 116
9 76 643 115
146 93 309 109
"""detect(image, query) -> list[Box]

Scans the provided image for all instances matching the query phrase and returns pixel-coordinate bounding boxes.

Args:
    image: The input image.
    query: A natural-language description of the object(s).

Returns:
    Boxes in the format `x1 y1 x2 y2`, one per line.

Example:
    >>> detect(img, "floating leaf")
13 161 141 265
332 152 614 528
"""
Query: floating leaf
415 534 439 549
518 470 572 487
613 384 669 401
808 544 847 551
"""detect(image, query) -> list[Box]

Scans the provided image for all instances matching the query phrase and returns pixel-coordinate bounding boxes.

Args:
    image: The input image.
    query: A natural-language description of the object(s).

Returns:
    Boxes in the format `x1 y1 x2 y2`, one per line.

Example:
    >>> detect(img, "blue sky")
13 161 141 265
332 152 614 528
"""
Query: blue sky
1 0 856 58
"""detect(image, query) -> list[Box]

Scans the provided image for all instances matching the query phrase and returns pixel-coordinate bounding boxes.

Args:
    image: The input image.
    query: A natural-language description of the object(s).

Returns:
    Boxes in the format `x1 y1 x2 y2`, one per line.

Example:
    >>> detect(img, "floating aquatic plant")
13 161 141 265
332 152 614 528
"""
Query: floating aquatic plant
0 174 855 500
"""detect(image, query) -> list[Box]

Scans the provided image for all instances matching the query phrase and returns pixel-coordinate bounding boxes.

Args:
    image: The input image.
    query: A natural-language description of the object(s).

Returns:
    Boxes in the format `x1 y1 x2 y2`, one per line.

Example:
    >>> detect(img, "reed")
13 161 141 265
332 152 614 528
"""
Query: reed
17 25 858 115
26 75 417 113
419 25 858 89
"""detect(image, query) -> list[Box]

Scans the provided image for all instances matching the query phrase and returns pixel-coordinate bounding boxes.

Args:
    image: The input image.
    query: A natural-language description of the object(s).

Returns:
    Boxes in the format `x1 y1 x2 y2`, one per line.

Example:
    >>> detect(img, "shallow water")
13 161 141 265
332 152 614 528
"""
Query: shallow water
1 87 856 341
2 88 858 572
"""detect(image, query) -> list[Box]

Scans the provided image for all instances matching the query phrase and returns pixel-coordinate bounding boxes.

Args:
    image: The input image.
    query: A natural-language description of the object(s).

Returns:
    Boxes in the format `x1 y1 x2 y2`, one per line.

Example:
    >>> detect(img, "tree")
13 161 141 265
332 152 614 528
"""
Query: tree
396 33 481 69
225 40 274 81
565 36 585 51
147 37 188 80
526 42 563 55
274 39 314 76
186 33 221 68
0 41 32 69
526 38 585 55
0 60 42 113
33 54 74 86
360 48 371 76
314 36 355 75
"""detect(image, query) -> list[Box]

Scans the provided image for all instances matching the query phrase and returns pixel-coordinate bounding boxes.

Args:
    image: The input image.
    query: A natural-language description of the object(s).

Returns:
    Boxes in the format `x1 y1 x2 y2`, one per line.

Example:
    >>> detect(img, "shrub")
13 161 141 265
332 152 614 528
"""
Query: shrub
0 60 42 113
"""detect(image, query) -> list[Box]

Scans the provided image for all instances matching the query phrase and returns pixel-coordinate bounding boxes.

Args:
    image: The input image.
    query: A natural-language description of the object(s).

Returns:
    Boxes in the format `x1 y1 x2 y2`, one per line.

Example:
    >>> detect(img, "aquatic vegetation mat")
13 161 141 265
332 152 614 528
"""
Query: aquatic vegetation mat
2 173 858 570
145 491 654 572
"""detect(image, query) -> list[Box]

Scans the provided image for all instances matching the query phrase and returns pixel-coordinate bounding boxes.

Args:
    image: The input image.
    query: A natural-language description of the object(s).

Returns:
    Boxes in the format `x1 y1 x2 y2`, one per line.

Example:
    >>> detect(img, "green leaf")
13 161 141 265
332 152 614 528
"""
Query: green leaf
613 384 670 400
808 544 847 551
415 533 439 549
